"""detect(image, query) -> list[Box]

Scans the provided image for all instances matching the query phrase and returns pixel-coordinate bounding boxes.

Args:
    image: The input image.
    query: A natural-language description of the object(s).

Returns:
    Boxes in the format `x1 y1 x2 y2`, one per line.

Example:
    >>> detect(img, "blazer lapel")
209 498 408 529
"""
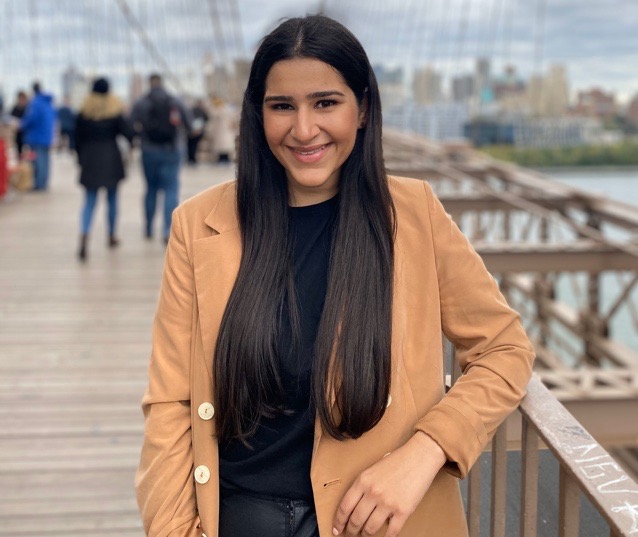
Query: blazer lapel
192 184 241 383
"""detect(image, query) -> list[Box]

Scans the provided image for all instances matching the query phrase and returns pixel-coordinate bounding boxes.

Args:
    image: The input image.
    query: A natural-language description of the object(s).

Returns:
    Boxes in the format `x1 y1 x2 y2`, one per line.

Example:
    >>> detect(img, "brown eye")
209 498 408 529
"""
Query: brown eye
270 103 294 111
316 99 337 109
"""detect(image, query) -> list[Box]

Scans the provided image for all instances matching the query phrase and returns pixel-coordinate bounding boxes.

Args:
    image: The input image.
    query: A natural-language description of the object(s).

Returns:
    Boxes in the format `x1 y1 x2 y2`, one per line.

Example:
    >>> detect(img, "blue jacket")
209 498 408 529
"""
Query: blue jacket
21 93 56 147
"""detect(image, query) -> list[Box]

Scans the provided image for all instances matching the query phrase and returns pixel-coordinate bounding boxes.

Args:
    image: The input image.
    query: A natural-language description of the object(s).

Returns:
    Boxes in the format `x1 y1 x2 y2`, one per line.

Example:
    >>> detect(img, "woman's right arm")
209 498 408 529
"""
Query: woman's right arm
136 209 201 537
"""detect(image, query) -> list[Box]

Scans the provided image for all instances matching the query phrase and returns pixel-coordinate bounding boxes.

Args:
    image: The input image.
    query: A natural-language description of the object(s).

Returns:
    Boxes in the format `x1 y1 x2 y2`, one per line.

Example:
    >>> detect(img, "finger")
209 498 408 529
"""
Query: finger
361 506 392 536
332 486 364 535
383 513 408 537
345 495 377 536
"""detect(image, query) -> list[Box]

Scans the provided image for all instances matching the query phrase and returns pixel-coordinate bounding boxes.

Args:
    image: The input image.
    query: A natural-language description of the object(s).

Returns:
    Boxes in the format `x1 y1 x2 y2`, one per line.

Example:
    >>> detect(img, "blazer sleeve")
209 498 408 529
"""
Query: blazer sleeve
414 181 535 479
135 208 201 536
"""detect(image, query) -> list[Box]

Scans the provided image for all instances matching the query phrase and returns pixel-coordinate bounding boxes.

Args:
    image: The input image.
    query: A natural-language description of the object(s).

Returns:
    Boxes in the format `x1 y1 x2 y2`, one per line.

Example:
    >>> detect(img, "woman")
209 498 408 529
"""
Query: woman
207 96 237 163
136 15 534 537
75 77 132 261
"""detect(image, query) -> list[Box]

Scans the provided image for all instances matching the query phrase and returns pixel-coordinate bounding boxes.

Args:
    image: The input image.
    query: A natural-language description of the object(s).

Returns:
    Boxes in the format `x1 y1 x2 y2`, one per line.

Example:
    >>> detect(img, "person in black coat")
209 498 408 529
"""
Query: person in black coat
10 91 28 158
75 77 133 261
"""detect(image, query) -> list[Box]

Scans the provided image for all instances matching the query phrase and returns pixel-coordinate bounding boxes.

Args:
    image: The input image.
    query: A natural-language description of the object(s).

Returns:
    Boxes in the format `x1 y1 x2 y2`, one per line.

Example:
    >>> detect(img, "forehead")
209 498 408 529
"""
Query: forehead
264 58 350 94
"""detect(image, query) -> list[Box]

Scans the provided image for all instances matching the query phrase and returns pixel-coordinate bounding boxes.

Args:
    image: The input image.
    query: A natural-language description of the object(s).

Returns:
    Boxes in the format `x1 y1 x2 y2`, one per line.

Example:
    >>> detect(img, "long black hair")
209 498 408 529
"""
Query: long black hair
214 14 396 443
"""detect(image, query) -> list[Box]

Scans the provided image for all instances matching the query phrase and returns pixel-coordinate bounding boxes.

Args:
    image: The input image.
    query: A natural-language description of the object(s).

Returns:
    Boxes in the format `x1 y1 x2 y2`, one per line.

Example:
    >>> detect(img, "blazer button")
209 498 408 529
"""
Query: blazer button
194 465 210 484
386 394 392 408
198 402 215 420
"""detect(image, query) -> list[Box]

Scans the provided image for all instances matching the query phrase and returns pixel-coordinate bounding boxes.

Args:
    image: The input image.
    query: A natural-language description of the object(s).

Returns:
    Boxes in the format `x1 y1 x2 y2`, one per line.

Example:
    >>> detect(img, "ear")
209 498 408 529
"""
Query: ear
358 92 368 128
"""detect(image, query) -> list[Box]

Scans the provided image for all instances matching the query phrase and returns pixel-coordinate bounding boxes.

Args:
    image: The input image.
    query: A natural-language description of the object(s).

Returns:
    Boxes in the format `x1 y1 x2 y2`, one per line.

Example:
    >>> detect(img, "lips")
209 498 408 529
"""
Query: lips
288 143 331 164
294 144 326 155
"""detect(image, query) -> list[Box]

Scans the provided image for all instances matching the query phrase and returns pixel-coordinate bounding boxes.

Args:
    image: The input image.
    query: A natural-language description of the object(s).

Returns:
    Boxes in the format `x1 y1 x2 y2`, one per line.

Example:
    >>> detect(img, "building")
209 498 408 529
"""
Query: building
574 88 617 120
513 116 606 147
374 64 406 109
452 74 475 103
527 64 570 117
464 118 515 146
385 102 470 141
202 58 251 106
475 57 491 102
230 59 252 105
627 93 638 128
413 66 443 105
492 65 526 102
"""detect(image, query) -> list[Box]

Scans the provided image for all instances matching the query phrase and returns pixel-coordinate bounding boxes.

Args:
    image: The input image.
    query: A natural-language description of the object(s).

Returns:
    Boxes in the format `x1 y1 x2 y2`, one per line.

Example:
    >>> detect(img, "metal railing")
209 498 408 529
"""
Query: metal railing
466 375 638 536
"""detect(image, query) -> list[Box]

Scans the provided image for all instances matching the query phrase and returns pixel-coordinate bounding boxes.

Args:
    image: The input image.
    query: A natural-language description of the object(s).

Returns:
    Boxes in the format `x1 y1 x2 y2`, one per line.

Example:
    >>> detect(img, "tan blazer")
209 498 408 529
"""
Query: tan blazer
136 176 535 537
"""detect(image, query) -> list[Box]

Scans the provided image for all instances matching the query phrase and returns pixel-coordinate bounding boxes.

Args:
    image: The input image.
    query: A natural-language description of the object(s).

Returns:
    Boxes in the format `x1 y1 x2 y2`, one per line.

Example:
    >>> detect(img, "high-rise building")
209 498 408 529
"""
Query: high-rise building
574 88 617 120
374 65 405 109
475 57 491 100
527 64 569 116
413 66 443 105
230 59 252 105
545 65 570 115
452 74 475 103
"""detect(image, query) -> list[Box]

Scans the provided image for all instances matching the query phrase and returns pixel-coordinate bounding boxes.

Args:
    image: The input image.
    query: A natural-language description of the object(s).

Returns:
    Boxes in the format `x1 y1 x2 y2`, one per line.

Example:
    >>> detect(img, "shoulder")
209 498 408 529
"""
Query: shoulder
388 174 437 213
174 180 237 237
180 180 233 211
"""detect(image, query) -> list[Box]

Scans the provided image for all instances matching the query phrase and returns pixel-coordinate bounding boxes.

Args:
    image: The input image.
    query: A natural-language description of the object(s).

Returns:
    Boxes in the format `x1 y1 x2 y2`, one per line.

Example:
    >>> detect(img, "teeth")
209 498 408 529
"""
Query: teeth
296 145 325 155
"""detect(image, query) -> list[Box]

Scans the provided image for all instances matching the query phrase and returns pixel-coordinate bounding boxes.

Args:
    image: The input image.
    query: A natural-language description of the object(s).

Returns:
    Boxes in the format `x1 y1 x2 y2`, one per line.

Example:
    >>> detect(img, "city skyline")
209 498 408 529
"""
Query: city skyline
0 0 635 104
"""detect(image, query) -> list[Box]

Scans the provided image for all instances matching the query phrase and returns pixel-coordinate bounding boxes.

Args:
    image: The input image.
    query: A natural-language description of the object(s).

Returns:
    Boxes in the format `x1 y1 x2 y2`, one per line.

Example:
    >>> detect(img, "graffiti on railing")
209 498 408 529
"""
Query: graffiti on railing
566 443 638 534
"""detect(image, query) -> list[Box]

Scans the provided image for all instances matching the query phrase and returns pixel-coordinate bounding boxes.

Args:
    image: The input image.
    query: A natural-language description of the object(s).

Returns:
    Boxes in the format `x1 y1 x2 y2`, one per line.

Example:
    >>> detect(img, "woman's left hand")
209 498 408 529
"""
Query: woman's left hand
332 432 447 537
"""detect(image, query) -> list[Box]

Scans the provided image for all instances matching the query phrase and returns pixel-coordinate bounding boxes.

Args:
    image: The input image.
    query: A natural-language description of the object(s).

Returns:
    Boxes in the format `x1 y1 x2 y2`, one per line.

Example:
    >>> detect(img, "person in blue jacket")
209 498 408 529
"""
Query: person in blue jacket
21 82 56 191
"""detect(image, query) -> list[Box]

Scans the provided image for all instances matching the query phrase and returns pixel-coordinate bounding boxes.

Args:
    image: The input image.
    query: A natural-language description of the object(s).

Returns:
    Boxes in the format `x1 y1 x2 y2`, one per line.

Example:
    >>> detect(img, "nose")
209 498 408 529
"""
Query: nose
291 109 319 141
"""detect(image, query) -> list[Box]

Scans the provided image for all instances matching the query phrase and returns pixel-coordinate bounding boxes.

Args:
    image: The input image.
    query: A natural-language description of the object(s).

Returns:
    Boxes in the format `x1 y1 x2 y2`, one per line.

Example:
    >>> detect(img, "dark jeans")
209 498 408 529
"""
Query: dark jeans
141 147 180 239
15 131 24 157
81 187 117 235
219 487 319 537
32 145 50 190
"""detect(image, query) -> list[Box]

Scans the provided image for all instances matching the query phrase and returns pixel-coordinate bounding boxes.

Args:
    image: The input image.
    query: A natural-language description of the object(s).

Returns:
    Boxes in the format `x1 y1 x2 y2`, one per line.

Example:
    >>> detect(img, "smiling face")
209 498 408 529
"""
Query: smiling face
262 57 366 206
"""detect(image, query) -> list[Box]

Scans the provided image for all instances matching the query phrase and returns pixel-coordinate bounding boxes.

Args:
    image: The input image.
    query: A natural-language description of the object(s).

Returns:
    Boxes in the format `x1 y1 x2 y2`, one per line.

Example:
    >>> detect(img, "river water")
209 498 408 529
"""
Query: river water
543 167 638 206
531 167 638 353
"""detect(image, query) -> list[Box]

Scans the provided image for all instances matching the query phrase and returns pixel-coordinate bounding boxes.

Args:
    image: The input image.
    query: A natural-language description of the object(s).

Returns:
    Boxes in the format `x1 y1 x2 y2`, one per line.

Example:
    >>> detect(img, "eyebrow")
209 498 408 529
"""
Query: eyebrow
263 90 346 103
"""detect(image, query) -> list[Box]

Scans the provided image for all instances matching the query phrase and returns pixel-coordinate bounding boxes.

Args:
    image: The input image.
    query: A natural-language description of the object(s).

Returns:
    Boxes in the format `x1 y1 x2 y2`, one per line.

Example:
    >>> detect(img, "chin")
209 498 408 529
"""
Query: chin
289 171 336 189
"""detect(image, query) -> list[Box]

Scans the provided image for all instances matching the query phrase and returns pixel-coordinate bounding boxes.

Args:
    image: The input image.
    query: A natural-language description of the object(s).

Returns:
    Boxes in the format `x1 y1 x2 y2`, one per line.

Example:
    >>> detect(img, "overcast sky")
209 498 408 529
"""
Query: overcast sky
0 0 636 103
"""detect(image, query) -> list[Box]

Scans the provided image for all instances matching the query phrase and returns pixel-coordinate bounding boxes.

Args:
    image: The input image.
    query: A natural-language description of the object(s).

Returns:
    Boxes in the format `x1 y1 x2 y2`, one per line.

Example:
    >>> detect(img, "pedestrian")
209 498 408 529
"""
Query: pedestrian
10 90 28 158
21 82 55 191
136 14 534 537
208 96 236 163
130 74 192 244
187 98 209 165
74 77 133 261
57 96 76 152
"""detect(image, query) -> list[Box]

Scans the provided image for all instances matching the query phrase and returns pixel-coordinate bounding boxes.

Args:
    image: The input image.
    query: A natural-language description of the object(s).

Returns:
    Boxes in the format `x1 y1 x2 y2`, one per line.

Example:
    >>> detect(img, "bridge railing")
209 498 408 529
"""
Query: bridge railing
465 375 638 536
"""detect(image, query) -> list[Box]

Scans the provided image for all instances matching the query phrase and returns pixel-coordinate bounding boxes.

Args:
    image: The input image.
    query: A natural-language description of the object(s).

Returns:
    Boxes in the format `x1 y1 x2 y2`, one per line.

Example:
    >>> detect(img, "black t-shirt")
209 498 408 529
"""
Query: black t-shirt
218 194 338 500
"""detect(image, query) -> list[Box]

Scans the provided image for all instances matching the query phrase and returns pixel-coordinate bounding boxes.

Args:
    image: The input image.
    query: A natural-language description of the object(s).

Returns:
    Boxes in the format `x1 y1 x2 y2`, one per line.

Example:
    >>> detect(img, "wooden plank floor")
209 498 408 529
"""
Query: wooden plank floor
0 152 234 536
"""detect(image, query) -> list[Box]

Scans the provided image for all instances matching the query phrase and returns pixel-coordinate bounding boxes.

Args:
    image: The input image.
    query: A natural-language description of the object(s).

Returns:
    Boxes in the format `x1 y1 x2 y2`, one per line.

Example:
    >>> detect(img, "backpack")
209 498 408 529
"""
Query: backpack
145 95 179 144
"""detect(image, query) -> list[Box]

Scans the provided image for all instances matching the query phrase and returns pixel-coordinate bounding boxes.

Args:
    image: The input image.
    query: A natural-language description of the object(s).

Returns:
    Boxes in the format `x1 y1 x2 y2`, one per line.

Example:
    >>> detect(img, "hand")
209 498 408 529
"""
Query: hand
332 432 446 537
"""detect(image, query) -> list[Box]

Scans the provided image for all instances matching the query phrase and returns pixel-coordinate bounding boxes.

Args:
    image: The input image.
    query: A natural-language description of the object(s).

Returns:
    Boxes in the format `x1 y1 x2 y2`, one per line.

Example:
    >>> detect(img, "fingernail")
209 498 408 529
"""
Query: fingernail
333 528 340 536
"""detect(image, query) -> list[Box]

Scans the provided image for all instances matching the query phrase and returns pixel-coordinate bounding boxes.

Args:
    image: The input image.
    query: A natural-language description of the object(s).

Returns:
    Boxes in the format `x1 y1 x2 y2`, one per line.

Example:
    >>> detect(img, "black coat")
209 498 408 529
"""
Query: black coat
75 114 132 190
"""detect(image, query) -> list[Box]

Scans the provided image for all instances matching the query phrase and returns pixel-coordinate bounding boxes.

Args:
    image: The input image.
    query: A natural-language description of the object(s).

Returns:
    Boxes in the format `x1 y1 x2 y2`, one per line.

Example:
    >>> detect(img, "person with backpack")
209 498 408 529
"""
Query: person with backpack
131 74 192 243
